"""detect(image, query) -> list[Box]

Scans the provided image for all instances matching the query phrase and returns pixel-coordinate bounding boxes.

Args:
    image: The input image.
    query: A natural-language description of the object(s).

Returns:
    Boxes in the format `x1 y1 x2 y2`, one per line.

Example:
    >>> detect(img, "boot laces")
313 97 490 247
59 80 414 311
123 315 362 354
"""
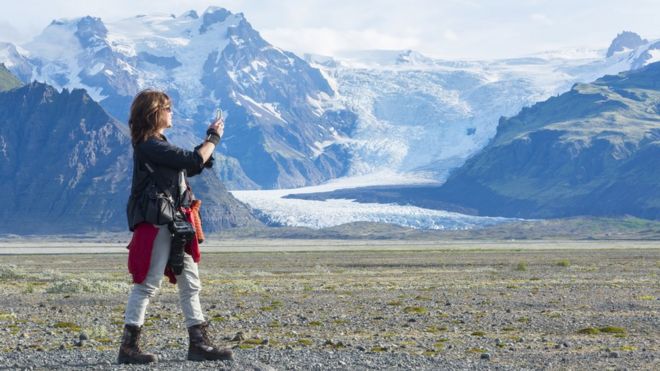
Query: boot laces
200 323 215 347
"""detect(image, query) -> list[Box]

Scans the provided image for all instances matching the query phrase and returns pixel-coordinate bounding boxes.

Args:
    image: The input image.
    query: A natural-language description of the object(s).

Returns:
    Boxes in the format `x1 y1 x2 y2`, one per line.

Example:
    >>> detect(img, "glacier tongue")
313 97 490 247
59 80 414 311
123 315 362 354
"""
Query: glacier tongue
232 171 514 230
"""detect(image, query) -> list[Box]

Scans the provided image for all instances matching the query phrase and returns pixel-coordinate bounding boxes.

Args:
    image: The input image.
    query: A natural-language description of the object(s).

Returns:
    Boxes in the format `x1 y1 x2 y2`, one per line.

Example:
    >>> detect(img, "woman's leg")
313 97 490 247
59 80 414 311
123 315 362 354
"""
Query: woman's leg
177 254 205 327
124 224 171 326
178 252 233 361
119 224 170 364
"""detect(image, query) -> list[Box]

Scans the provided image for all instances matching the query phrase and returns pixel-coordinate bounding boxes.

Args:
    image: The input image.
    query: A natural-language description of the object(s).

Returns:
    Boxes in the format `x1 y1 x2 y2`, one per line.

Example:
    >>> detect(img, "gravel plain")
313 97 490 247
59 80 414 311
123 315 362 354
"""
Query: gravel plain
0 241 658 370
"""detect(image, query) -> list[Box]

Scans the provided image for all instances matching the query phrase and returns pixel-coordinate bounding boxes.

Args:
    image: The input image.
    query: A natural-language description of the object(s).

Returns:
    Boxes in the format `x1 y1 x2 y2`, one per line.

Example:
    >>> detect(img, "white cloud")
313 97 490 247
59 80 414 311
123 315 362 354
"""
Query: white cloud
0 0 658 59
530 13 554 26
0 21 25 43
263 27 421 56
443 29 459 42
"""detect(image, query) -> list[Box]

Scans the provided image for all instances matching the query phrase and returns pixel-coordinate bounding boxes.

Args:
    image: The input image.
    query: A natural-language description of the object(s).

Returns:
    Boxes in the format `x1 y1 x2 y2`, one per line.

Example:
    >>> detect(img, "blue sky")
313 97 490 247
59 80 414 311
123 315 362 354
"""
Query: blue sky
0 0 658 59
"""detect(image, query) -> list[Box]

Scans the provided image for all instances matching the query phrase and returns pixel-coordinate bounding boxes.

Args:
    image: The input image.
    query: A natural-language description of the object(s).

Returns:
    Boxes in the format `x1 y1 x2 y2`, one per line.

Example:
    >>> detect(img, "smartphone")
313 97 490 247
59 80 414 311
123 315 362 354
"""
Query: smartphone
215 108 223 121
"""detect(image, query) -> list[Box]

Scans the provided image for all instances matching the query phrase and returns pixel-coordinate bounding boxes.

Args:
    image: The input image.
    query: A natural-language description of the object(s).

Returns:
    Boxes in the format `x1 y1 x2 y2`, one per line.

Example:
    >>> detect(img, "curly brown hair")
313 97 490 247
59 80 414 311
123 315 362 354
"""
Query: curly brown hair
128 90 172 146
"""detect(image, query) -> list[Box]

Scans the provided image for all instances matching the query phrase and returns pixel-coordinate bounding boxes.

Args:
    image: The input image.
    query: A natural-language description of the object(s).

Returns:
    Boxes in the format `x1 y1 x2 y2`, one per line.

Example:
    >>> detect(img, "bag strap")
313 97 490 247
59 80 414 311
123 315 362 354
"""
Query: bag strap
134 144 179 209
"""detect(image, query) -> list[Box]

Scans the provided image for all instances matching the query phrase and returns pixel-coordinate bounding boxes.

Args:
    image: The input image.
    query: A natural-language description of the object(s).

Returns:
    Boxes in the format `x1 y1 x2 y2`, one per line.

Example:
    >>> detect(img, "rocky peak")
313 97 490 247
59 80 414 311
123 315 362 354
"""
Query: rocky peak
199 7 233 34
607 31 647 57
182 10 199 19
75 16 108 49
395 50 433 65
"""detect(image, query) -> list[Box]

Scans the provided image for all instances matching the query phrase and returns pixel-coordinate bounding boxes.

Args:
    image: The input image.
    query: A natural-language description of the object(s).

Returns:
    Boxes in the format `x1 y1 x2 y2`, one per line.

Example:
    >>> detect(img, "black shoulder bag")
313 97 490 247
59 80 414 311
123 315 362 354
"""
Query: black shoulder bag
135 145 196 275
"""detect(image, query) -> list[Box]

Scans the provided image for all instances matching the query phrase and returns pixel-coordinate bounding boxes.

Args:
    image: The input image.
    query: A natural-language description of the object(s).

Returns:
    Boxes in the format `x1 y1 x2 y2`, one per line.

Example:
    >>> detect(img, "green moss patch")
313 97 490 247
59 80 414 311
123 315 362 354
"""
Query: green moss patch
53 322 81 331
403 306 428 314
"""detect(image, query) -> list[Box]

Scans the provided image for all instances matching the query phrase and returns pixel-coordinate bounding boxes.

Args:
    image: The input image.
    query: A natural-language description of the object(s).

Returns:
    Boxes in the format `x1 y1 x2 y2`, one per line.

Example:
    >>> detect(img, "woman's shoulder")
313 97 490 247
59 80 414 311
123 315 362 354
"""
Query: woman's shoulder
137 135 168 149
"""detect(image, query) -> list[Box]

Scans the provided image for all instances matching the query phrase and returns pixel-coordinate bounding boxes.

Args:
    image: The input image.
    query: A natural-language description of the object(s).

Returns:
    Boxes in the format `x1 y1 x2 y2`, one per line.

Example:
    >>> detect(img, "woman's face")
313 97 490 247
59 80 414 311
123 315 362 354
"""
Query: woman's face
163 104 173 130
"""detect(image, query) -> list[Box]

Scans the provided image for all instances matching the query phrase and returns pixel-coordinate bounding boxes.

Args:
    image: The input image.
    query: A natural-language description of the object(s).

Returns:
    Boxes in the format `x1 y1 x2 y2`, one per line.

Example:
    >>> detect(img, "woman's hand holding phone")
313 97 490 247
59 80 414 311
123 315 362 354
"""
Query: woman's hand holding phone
208 109 224 139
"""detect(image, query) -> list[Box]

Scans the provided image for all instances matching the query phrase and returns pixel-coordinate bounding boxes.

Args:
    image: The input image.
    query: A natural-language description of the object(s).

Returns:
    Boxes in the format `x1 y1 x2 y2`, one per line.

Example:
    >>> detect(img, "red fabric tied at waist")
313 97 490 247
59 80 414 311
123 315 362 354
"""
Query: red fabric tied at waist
126 208 201 285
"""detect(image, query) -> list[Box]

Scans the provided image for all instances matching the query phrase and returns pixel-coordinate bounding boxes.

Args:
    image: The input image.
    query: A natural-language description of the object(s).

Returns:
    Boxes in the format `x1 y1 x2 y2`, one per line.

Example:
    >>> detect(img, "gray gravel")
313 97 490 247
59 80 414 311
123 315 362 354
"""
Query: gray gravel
0 247 658 370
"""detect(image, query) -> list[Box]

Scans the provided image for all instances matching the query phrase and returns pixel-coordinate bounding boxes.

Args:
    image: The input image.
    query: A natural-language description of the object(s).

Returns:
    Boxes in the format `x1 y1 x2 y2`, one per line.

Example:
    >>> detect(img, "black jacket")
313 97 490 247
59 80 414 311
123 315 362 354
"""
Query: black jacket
126 135 208 231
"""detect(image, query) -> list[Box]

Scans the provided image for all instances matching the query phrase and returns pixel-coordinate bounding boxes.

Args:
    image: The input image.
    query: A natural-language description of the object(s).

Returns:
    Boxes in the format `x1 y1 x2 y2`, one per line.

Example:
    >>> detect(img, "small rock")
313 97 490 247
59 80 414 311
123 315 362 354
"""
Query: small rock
407 318 416 323
356 345 366 351
79 332 89 341
554 344 561 349
19 333 28 339
481 353 491 360
609 351 620 358
505 308 512 313
232 331 245 341
59 343 66 350
563 342 570 348
495 338 502 346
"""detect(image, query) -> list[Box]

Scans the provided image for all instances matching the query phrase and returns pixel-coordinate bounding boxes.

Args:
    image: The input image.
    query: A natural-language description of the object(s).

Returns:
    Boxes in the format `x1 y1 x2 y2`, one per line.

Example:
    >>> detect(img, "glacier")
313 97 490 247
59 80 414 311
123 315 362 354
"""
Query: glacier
231 171 516 230
307 42 660 181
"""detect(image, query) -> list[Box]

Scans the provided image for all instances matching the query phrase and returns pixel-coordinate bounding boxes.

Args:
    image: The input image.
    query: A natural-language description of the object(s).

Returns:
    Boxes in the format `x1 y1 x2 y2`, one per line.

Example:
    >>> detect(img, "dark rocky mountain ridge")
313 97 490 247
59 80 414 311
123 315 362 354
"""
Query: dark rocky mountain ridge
0 79 259 234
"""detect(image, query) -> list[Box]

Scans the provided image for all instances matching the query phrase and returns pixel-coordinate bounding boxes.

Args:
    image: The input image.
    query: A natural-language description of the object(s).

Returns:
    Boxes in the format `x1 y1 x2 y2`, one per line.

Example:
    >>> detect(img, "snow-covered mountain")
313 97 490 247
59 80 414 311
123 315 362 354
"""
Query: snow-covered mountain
305 33 660 181
0 7 354 190
1 12 657 193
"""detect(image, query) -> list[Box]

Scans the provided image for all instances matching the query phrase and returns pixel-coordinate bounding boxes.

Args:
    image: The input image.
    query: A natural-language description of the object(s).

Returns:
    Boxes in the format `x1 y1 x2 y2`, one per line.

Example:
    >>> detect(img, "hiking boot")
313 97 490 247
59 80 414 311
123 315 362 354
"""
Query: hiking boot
187 322 233 361
117 324 158 364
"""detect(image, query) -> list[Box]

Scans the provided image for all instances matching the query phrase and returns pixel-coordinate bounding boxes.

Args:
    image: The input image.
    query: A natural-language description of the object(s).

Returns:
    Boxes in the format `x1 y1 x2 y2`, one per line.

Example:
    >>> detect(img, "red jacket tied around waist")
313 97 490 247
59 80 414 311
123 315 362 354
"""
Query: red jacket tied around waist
126 208 200 284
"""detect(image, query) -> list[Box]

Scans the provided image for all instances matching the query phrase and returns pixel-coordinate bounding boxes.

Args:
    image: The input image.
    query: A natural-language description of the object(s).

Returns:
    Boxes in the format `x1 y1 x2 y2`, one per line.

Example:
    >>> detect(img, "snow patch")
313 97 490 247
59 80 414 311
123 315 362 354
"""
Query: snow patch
648 49 660 64
87 63 105 75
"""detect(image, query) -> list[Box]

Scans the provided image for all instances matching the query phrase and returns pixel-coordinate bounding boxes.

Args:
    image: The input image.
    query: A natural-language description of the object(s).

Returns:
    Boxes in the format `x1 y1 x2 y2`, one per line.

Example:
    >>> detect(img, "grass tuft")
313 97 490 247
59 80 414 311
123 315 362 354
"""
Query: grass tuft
577 327 600 335
53 322 81 331
403 306 428 314
599 326 626 334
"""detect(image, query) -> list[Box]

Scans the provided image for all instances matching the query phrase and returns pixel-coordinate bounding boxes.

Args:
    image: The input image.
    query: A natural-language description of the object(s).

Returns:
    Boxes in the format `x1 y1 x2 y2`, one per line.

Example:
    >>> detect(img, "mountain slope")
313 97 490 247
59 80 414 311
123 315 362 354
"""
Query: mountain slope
0 82 259 233
0 64 21 91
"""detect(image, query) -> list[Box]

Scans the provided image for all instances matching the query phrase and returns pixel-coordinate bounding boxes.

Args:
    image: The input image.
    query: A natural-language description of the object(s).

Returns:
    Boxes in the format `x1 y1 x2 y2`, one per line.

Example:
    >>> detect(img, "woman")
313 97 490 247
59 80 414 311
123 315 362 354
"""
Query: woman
119 89 231 364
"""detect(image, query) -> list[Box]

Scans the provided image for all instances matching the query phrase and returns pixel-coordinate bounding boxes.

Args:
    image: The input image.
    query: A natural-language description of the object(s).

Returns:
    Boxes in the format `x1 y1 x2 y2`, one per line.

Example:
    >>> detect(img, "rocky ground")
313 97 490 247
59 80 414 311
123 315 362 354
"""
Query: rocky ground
0 243 658 370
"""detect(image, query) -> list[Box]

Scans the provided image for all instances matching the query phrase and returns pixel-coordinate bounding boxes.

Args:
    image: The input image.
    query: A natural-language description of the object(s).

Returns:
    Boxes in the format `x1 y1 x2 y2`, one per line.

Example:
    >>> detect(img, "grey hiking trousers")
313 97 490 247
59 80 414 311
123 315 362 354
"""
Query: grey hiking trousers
124 224 205 328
